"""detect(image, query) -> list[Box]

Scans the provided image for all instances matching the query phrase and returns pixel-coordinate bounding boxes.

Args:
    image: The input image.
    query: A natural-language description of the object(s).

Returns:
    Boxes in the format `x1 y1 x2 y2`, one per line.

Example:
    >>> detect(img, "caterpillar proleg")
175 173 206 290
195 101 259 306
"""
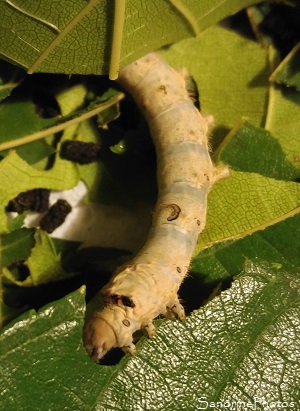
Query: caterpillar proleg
83 53 228 362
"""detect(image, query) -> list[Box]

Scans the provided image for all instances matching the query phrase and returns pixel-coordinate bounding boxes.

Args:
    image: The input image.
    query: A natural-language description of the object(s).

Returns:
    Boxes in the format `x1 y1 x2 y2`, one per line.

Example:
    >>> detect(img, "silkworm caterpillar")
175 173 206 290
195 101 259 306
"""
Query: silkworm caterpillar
83 53 229 362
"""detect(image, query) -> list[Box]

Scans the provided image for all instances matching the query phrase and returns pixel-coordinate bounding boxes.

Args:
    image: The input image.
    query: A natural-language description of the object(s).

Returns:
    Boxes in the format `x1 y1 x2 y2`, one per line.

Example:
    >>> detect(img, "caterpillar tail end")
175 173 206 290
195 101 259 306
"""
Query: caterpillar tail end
83 316 117 363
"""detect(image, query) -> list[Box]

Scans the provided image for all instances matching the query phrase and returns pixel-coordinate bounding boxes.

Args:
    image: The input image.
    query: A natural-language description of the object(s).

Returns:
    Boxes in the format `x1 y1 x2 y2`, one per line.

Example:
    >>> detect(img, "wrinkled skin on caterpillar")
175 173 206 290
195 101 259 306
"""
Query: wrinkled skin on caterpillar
83 53 228 363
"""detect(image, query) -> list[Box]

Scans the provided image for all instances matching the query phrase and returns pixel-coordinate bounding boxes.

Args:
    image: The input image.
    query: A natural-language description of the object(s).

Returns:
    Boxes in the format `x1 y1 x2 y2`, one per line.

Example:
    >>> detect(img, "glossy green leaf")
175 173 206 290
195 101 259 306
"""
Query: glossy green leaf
247 3 274 47
0 92 56 145
197 170 300 249
215 120 299 180
0 85 57 162
0 79 97 163
265 78 300 171
7 213 26 231
192 213 300 284
1 229 77 289
0 299 26 329
0 85 122 153
0 287 115 410
0 0 264 75
26 230 72 286
16 139 55 165
96 260 300 410
0 59 25 101
0 227 35 267
1 261 300 410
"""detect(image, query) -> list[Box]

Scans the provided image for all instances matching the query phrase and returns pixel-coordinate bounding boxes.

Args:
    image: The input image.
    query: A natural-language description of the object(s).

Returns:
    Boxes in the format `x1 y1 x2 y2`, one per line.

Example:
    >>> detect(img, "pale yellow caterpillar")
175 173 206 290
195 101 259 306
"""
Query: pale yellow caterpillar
83 53 228 362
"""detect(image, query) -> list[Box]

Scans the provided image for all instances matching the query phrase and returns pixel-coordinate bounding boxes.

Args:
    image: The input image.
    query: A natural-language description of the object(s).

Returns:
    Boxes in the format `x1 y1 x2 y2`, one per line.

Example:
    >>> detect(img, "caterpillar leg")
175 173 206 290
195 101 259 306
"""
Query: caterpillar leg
143 322 156 338
166 299 185 321
122 343 137 356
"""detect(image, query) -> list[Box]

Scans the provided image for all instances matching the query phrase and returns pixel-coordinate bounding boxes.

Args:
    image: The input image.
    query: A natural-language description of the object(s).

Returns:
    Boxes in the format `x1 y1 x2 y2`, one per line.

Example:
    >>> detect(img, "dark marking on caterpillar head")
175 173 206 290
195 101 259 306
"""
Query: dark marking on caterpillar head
122 319 131 327
204 173 210 182
177 266 181 273
110 294 135 308
197 219 201 226
166 203 181 221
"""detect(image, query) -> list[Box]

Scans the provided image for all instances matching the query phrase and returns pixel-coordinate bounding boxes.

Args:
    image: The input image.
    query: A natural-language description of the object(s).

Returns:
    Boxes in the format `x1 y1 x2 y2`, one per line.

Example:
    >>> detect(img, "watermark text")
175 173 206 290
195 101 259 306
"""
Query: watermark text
196 396 296 410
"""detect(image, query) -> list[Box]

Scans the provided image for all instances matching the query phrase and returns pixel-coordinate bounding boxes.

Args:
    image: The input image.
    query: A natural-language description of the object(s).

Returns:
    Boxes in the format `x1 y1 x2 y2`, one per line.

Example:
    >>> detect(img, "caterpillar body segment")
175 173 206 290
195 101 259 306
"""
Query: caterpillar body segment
83 53 227 362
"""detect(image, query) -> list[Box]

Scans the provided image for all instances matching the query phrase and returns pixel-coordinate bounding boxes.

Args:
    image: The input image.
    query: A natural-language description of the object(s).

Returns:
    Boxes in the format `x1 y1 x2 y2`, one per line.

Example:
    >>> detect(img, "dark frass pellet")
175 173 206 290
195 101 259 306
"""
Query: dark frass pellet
6 189 50 213
40 199 72 233
60 140 101 164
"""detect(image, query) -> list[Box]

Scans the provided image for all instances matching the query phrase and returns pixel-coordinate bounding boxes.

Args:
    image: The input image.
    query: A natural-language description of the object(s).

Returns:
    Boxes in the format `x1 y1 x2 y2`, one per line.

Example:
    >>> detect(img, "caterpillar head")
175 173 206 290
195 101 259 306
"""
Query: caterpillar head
83 313 117 362
83 304 137 363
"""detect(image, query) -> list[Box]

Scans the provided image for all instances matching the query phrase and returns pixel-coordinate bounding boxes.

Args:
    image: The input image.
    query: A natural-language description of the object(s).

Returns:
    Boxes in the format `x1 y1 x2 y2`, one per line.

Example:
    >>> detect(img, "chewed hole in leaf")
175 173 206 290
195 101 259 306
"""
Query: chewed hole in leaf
32 88 62 119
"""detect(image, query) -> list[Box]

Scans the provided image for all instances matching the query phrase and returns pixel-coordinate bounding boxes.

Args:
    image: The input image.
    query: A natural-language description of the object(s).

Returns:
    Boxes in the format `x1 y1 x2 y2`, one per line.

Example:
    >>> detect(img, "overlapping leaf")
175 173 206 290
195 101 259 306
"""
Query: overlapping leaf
271 43 300 89
0 0 264 75
0 287 115 411
1 257 299 410
0 59 24 101
192 213 300 284
215 121 299 180
265 72 300 169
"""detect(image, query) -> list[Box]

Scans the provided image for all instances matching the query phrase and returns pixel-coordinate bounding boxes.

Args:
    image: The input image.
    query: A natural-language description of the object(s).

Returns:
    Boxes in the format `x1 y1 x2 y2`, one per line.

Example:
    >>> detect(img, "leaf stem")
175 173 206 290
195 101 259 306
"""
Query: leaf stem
0 93 125 151
109 0 127 80
264 47 281 130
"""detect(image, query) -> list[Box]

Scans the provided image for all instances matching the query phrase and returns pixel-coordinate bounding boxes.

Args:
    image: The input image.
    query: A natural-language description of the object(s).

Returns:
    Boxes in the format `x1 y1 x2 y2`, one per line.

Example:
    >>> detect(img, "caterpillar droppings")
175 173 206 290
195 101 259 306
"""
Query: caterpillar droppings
83 53 229 362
